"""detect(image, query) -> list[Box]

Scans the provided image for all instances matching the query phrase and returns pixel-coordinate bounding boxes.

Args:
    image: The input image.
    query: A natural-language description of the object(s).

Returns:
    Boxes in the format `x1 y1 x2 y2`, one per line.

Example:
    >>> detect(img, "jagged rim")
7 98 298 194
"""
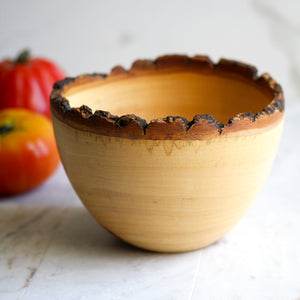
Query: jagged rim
50 55 284 140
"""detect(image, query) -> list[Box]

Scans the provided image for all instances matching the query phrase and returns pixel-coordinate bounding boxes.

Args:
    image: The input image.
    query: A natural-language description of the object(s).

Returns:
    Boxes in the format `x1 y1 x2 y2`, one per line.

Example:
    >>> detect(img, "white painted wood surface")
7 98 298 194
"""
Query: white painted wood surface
1 0 300 299
0 206 299 299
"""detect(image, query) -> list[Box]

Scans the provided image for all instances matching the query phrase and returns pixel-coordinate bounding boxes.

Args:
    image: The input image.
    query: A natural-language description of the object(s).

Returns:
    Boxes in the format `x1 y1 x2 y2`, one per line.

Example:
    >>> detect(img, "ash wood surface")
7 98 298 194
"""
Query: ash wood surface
53 117 283 252
51 54 284 252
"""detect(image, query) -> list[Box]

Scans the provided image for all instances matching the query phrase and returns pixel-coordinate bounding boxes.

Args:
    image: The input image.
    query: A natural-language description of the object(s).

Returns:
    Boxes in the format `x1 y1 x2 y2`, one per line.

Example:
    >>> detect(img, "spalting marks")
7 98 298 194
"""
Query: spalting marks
144 139 213 156
145 140 160 154
163 141 174 156
145 140 178 156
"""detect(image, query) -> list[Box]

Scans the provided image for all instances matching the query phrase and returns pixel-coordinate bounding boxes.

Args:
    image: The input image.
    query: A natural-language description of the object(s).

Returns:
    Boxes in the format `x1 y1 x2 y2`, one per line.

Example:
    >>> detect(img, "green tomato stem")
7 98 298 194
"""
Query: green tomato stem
0 121 15 136
15 49 30 64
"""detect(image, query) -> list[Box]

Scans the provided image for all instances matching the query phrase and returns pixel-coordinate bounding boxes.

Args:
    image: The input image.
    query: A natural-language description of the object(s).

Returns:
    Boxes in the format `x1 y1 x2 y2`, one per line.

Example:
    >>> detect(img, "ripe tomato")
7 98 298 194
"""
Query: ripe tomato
0 109 60 196
0 49 65 119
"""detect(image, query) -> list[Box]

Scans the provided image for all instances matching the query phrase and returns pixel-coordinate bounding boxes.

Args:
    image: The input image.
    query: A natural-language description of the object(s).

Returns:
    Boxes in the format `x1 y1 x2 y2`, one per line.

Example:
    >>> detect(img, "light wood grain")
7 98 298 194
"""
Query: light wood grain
52 117 283 252
51 56 284 252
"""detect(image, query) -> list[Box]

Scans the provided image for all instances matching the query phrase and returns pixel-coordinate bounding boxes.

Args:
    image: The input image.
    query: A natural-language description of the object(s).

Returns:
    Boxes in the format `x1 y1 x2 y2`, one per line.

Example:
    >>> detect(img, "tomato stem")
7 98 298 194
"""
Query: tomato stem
15 49 30 64
0 121 15 136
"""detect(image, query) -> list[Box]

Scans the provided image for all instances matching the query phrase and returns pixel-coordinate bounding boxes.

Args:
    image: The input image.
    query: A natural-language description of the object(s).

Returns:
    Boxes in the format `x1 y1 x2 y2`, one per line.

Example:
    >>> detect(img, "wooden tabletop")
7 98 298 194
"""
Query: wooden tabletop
1 204 299 299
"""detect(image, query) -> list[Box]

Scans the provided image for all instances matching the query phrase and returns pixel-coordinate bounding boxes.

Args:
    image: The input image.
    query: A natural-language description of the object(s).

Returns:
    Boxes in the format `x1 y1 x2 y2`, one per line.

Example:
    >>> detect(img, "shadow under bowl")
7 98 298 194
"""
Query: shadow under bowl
50 55 284 252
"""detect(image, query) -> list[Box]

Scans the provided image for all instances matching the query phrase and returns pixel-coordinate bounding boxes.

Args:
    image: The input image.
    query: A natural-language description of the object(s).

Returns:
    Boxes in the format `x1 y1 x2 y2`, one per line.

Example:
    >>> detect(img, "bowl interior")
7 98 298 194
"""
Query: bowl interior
64 71 273 124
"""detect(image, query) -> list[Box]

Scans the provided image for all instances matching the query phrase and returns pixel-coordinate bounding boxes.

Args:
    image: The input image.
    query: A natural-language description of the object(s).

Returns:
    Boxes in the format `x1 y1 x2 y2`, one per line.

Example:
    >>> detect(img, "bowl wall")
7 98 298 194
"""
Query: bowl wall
52 115 283 252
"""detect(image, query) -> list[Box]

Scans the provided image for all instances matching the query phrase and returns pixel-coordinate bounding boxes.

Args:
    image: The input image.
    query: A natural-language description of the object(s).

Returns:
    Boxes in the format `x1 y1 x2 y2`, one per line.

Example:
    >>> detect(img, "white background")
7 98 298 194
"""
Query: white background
0 0 300 299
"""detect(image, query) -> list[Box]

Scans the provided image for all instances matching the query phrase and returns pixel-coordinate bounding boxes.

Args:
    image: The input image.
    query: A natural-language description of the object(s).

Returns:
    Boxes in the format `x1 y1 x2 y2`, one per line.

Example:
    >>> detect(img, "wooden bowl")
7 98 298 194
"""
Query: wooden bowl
50 55 284 252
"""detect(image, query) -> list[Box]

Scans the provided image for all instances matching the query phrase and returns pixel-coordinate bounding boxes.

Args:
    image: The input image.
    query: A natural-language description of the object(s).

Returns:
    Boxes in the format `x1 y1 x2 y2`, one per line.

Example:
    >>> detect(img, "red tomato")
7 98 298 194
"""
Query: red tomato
0 108 60 196
0 49 65 119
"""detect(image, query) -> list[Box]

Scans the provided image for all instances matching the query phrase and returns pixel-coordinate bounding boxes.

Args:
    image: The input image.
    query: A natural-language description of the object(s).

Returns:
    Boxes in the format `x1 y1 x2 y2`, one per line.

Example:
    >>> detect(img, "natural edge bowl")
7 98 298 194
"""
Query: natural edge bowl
50 55 284 252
